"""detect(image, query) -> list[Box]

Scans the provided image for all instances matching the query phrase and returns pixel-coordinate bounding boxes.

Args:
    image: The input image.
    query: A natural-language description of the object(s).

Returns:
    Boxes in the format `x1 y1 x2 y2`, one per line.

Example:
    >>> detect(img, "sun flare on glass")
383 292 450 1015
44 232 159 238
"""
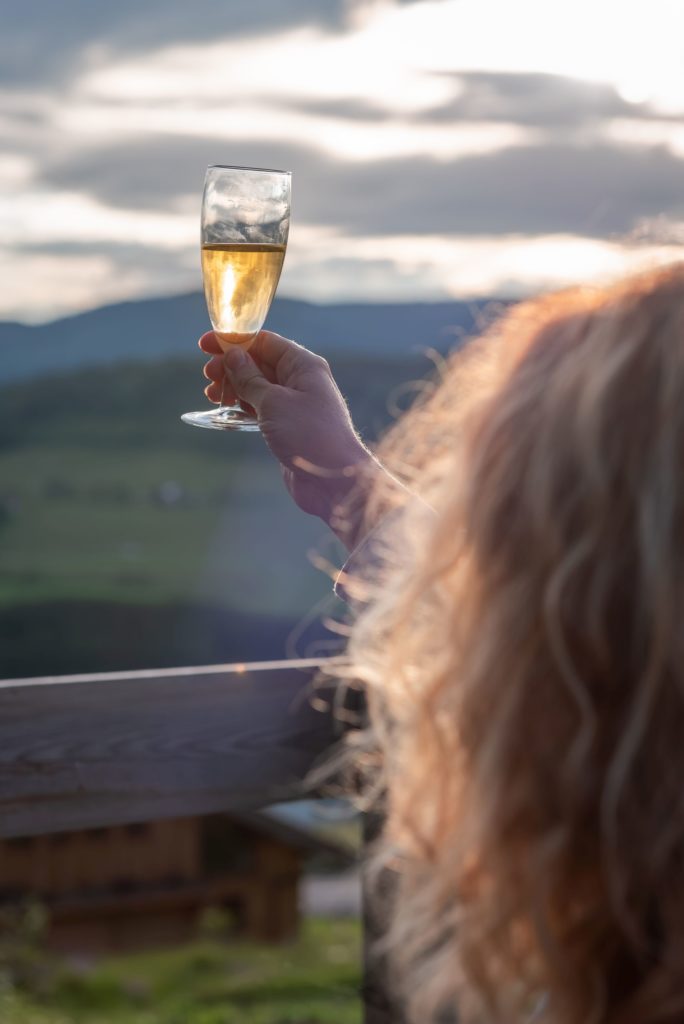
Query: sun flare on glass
201 242 286 350
219 261 236 329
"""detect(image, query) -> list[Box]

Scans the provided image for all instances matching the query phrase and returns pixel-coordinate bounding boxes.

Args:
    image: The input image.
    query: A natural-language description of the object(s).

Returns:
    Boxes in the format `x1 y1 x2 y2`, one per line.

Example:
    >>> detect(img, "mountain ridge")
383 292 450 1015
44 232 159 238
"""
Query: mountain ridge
0 291 513 384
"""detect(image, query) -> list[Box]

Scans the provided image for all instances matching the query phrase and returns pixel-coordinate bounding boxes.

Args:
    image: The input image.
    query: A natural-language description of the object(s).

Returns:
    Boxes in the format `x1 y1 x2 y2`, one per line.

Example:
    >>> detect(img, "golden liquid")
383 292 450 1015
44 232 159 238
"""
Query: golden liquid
201 243 286 349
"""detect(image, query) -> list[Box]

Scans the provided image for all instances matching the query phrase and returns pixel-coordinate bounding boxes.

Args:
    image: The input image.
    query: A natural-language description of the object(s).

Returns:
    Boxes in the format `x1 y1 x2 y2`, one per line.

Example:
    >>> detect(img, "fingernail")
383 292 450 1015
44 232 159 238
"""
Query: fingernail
223 348 247 371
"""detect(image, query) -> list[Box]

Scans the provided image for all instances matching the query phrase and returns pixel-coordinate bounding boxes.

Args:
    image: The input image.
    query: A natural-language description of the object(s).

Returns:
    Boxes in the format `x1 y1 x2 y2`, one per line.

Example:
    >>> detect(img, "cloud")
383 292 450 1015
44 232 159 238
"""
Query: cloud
258 71 684 165
0 239 199 321
423 71 656 128
268 96 392 122
274 72 666 129
327 142 684 238
38 134 684 240
0 0 347 86
5 229 683 323
15 238 196 268
38 138 322 212
4 0 684 322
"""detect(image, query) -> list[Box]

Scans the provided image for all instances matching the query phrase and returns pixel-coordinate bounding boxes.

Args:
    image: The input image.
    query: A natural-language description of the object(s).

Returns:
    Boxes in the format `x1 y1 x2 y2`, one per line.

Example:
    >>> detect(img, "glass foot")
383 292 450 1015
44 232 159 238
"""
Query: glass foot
181 407 260 431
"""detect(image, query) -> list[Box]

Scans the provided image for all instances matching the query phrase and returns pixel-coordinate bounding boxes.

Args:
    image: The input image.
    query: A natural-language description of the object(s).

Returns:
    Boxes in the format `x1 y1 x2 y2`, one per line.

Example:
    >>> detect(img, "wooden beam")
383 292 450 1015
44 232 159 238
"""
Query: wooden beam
0 659 342 839
361 809 407 1024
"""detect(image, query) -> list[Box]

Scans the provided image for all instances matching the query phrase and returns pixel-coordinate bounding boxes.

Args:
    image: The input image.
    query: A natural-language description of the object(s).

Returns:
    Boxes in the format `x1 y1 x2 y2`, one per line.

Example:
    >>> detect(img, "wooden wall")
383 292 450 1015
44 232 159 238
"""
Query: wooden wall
0 818 201 898
0 814 306 952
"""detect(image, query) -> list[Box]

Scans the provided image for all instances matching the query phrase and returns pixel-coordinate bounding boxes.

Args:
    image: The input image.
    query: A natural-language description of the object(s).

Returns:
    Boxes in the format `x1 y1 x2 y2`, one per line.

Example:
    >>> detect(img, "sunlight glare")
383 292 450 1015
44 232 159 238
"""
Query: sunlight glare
219 261 237 328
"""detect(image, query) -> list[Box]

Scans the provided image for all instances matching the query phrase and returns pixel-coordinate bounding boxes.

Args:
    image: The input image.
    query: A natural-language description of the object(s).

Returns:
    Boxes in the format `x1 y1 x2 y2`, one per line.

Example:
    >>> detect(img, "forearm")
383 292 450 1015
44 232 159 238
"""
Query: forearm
324 450 410 553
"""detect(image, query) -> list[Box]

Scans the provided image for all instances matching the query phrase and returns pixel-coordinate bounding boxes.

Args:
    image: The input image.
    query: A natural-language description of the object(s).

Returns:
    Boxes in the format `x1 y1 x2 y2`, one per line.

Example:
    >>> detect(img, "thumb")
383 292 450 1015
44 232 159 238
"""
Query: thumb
223 347 274 413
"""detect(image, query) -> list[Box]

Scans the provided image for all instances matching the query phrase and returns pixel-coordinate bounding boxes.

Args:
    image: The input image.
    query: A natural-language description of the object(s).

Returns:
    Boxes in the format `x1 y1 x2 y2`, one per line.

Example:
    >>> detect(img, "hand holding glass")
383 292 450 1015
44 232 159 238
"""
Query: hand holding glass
182 165 291 431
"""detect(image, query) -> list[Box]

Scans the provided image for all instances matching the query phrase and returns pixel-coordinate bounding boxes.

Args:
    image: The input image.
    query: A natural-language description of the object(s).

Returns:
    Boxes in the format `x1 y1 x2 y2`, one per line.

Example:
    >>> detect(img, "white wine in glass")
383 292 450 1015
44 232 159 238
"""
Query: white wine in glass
182 165 291 432
201 242 286 347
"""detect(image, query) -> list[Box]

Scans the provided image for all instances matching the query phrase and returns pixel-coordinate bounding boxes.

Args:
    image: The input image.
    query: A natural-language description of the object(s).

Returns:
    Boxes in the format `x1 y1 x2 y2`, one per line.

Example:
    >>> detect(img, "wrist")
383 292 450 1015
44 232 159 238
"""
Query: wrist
322 448 384 551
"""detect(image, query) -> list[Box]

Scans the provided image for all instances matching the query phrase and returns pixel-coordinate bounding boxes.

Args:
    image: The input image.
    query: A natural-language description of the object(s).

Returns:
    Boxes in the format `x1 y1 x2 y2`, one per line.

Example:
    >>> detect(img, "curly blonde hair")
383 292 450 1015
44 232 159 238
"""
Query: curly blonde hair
346 262 684 1024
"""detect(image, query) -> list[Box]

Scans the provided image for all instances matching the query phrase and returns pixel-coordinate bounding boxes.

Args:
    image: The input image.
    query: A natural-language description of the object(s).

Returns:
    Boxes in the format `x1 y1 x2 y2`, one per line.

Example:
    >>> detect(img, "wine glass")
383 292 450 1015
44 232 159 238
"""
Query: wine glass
181 164 291 431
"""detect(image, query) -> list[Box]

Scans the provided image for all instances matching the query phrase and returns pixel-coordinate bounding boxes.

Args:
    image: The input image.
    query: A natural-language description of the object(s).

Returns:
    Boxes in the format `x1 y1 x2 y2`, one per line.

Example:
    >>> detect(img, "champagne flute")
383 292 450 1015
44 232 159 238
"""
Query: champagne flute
182 164 291 431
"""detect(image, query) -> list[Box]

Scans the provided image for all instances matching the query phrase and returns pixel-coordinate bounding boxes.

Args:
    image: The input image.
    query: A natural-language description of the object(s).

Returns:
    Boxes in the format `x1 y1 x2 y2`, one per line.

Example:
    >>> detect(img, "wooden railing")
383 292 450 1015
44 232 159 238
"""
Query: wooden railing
0 659 339 839
0 657 399 1023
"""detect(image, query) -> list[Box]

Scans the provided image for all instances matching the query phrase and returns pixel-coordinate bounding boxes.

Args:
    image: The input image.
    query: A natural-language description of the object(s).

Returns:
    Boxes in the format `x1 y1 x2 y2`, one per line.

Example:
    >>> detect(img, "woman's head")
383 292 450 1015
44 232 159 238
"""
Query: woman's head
349 263 684 1024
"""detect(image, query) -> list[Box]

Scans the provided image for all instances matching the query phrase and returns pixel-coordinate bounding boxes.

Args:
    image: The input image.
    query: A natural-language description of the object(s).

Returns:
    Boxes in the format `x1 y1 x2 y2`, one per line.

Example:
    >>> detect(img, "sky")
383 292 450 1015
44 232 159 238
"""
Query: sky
1 0 684 323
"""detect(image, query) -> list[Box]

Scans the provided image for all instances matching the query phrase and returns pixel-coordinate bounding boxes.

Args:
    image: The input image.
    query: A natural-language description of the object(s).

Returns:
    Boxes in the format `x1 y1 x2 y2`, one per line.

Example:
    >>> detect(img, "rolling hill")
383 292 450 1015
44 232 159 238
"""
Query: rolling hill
0 292 510 383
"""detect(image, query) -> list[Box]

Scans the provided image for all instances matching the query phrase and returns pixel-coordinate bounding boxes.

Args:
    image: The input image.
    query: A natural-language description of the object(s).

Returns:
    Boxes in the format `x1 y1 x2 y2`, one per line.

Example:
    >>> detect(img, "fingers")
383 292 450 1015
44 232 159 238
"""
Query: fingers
223 347 275 413
198 331 223 355
199 330 320 377
204 380 222 403
249 330 298 364
200 330 290 368
202 355 224 382
202 354 236 404
204 382 251 409
198 329 324 392
204 379 239 404
250 330 322 380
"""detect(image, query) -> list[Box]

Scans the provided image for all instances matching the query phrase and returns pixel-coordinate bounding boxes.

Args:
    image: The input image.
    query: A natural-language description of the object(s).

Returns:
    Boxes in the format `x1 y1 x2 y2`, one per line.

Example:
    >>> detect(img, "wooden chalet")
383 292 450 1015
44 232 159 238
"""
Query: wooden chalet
0 810 354 954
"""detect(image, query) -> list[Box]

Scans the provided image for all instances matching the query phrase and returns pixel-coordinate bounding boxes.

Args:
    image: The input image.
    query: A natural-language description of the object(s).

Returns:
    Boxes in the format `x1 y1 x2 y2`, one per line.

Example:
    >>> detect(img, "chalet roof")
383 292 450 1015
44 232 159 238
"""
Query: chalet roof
0 809 357 868
231 809 357 867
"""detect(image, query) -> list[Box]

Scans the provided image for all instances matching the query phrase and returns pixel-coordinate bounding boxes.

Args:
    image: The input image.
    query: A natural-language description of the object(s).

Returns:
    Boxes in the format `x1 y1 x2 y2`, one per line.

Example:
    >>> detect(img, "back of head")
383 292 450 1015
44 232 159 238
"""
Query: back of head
350 263 684 1024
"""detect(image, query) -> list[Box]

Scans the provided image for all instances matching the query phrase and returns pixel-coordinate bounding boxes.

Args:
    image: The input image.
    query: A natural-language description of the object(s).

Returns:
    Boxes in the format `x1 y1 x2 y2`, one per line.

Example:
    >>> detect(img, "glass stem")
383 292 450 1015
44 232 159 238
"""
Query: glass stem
219 375 229 408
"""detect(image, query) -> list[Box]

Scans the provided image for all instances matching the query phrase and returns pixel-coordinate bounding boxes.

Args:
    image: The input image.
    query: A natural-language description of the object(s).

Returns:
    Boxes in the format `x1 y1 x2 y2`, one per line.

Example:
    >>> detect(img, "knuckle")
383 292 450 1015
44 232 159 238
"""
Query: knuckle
309 353 330 374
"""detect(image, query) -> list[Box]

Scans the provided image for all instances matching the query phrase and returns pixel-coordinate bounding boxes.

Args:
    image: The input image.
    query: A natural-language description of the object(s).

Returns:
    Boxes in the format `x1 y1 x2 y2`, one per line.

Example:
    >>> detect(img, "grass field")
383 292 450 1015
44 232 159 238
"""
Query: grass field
0 438 334 615
0 353 422 676
0 358 352 614
0 918 362 1024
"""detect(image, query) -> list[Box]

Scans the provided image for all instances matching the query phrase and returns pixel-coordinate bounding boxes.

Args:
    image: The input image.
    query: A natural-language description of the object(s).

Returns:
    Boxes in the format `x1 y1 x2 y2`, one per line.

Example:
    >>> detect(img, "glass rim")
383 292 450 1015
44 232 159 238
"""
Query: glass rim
206 164 291 175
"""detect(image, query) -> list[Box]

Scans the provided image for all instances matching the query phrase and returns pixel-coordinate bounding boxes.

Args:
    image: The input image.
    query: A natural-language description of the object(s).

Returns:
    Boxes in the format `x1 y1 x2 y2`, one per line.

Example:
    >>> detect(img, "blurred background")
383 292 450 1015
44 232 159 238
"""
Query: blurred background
2 0 684 680
1 1 683 1021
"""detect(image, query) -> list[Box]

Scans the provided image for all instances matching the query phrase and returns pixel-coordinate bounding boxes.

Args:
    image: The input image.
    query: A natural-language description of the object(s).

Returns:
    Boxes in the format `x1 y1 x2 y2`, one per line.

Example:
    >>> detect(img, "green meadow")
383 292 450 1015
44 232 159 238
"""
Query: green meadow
0 353 428 677
0 916 362 1024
